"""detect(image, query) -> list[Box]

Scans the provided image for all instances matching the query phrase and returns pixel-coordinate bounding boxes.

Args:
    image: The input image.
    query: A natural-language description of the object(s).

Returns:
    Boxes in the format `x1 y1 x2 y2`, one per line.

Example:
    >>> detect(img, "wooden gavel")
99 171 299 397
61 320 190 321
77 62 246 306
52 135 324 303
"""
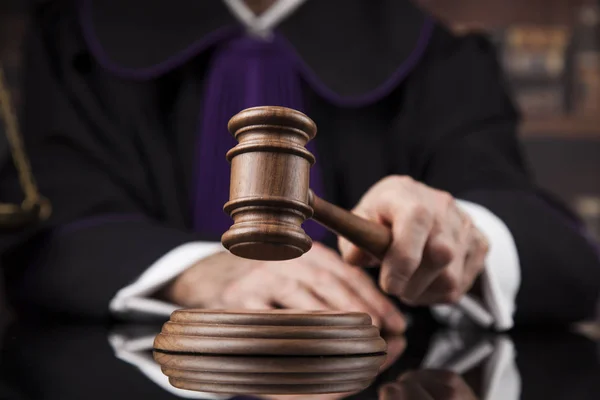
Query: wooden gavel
222 106 392 261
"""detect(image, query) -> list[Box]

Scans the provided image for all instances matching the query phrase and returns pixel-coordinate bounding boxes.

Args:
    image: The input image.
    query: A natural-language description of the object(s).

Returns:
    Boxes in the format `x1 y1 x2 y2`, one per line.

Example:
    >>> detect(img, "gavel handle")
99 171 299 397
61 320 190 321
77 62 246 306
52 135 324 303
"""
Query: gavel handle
309 192 491 325
308 190 391 259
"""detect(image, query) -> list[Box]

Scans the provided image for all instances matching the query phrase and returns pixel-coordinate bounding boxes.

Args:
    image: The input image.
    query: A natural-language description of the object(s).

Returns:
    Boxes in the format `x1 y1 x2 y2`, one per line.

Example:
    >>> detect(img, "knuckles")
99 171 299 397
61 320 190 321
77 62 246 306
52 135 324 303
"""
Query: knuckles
440 290 463 304
462 216 475 235
477 233 490 254
436 190 455 210
221 282 242 305
314 269 337 287
382 174 414 188
407 202 433 227
380 273 398 294
344 265 364 281
395 253 423 271
436 270 462 299
380 268 410 295
429 240 455 266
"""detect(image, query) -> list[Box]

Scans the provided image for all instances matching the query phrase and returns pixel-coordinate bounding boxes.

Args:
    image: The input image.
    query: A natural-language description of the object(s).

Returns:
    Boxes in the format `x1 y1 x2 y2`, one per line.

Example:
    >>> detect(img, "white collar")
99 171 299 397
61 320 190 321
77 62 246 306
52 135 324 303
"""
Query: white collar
222 0 307 38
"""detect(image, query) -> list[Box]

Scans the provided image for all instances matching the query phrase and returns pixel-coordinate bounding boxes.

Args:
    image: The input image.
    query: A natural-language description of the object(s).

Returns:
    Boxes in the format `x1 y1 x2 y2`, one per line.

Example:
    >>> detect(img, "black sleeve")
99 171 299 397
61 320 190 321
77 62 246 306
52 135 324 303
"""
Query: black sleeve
406 26 600 326
0 4 207 318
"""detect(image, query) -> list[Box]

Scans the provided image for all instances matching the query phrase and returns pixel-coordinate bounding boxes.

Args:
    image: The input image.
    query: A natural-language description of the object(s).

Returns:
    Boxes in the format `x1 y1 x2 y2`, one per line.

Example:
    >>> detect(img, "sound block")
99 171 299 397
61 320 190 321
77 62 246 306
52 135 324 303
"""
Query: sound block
153 309 387 356
153 310 388 394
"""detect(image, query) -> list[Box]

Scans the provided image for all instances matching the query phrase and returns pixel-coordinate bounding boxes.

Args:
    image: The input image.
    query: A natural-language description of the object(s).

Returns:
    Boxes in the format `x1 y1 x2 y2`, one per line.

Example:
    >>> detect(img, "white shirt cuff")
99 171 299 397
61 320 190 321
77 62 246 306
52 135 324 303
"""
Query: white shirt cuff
109 242 225 319
432 200 521 331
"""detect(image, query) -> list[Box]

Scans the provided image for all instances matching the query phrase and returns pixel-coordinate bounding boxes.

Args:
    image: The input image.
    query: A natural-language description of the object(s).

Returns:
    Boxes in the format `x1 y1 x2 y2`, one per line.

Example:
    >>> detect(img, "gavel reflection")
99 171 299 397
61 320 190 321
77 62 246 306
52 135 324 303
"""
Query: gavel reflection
222 106 391 261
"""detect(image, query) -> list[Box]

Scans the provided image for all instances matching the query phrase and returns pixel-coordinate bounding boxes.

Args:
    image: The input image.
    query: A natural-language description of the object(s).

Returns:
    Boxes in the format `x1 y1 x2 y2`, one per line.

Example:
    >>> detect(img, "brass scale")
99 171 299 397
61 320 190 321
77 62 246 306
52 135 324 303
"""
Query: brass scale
0 63 50 230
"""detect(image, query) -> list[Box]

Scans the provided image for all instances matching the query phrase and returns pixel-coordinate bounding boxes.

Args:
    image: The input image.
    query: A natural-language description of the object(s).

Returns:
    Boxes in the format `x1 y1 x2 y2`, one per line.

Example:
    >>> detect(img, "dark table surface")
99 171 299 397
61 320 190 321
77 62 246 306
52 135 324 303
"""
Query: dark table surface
0 315 599 400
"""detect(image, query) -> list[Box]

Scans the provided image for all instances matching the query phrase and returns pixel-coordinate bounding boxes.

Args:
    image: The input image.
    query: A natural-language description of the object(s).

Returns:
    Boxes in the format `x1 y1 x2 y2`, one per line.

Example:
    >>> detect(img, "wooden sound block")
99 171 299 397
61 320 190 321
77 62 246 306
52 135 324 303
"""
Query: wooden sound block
161 368 379 384
168 309 373 326
153 310 387 395
160 321 380 339
153 353 388 373
153 310 387 356
168 378 373 395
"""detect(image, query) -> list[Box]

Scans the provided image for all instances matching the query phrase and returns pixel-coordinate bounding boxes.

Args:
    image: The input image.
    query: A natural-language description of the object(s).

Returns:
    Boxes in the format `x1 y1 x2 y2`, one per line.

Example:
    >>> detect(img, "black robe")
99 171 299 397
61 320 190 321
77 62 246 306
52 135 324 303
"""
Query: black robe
1 0 599 324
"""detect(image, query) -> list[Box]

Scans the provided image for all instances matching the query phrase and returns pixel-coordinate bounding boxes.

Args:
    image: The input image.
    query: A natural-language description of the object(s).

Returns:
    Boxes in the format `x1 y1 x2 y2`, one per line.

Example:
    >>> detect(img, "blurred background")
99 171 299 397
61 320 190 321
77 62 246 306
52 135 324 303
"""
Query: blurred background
1 1 599 325
417 0 600 245
2 0 599 242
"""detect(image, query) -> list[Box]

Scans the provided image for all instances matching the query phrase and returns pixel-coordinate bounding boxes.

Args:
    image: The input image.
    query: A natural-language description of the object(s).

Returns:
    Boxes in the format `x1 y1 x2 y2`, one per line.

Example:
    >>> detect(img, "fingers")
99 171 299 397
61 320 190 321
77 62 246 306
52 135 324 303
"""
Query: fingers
400 232 454 303
338 239 380 267
302 267 387 327
338 176 438 300
273 257 374 317
378 383 405 400
399 195 488 306
220 246 403 332
379 380 433 400
400 370 478 400
242 297 275 310
348 270 406 333
379 335 407 371
379 183 435 297
414 211 486 305
462 229 488 291
270 279 329 310
230 266 329 311
338 208 381 267
307 243 406 333
260 392 354 400
400 192 467 302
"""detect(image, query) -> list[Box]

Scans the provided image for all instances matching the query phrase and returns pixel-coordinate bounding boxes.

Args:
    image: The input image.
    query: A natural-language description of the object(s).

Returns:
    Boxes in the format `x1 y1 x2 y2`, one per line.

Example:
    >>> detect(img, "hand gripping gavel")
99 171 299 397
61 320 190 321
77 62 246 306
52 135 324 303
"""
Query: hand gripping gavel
221 106 392 261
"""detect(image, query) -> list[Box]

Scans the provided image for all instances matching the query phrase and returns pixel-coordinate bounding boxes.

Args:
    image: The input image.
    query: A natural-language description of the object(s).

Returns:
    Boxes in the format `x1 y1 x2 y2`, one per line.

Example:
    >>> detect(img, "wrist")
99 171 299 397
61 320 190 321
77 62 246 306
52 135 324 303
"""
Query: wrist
154 250 236 308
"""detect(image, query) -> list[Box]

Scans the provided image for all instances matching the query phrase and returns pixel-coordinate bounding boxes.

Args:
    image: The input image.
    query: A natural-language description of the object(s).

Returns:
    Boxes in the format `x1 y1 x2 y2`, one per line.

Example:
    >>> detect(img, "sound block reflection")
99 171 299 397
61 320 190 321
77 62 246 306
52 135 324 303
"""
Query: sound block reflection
153 353 385 394
152 310 388 394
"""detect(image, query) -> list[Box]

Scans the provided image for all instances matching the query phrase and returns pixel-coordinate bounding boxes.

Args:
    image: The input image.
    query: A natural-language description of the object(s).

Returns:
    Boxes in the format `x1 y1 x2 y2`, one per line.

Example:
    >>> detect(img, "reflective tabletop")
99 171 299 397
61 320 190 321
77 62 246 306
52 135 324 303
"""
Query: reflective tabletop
1 317 599 400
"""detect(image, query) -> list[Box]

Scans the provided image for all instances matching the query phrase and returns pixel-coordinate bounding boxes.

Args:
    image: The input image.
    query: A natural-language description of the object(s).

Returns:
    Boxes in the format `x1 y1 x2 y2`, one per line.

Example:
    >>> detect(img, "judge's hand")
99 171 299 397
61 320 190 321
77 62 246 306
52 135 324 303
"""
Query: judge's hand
339 176 489 306
379 370 478 400
161 242 406 333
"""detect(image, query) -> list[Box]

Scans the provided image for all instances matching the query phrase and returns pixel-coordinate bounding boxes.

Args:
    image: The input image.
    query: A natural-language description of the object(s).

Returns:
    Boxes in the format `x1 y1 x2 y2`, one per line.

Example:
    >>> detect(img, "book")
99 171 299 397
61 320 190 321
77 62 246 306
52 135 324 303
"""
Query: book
571 2 600 116
498 25 570 116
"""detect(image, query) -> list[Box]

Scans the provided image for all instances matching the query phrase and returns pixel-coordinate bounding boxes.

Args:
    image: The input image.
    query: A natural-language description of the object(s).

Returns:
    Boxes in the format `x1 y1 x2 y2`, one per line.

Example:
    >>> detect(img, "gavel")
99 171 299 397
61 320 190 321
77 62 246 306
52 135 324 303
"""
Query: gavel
221 105 391 261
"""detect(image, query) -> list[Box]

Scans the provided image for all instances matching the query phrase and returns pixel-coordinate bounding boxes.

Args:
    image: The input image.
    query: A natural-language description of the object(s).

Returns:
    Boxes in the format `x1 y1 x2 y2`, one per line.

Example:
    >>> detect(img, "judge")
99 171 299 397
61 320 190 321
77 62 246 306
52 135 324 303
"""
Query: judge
0 0 599 332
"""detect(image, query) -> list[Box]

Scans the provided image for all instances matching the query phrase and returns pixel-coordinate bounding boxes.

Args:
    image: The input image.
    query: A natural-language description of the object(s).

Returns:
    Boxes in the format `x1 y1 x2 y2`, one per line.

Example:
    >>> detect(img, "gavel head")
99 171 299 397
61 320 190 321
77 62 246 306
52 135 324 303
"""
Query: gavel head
221 106 317 261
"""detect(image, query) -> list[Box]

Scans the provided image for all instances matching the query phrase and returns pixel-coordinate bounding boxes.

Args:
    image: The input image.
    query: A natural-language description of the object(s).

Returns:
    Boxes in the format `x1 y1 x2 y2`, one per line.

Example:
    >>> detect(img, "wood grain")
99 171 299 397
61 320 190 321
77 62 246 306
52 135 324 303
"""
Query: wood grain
309 190 391 259
152 353 388 373
169 309 372 326
153 334 387 356
222 106 316 260
169 378 374 394
161 321 380 339
161 368 379 384
153 309 387 394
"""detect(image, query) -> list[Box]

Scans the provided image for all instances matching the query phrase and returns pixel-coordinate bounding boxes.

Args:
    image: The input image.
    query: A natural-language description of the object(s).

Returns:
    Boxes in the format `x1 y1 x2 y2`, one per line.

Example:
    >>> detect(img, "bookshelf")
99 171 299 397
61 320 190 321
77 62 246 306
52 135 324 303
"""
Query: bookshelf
419 0 600 139
521 116 600 139
419 0 585 29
